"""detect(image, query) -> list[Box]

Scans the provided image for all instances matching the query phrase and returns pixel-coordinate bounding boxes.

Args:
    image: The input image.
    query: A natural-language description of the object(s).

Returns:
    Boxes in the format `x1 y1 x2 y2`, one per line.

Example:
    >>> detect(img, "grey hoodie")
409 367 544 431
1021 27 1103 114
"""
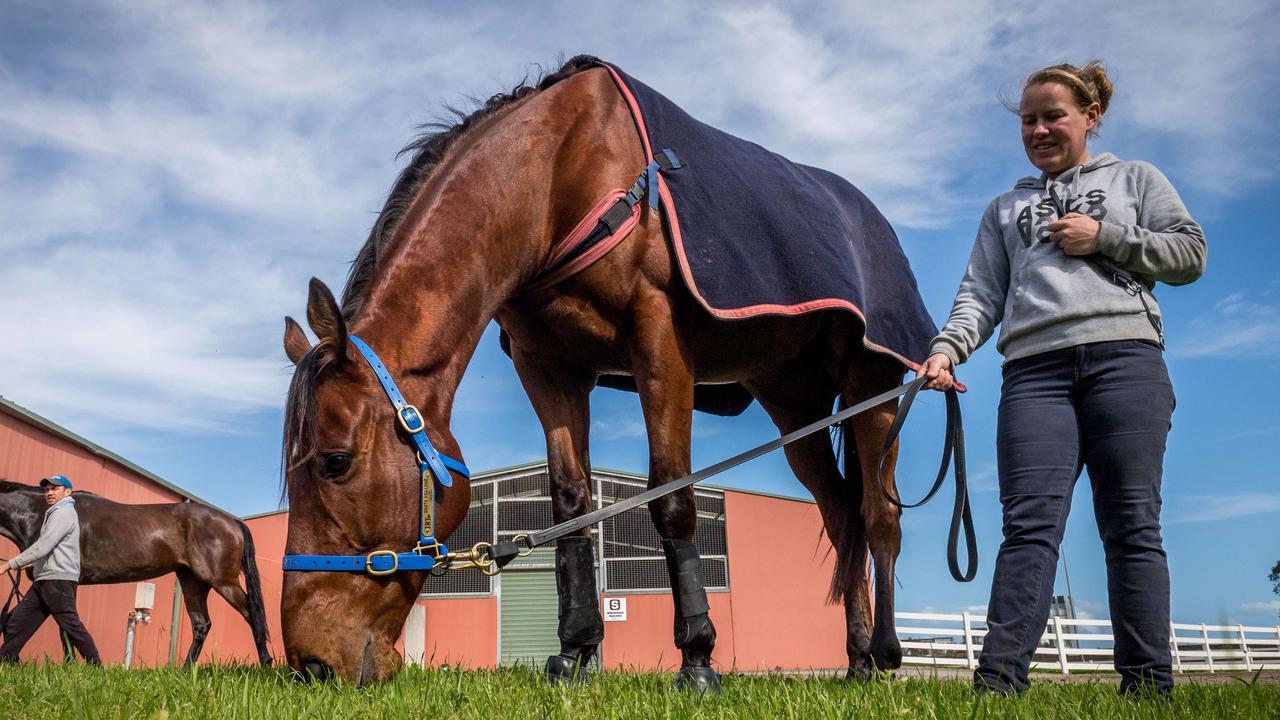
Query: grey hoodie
8 495 81 582
930 153 1206 365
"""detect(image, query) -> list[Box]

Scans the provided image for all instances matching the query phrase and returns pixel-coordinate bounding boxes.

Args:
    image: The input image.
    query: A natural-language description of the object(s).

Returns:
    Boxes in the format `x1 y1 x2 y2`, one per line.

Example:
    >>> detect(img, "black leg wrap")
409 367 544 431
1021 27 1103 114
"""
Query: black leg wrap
546 653 591 686
676 665 723 694
555 536 604 647
662 539 711 648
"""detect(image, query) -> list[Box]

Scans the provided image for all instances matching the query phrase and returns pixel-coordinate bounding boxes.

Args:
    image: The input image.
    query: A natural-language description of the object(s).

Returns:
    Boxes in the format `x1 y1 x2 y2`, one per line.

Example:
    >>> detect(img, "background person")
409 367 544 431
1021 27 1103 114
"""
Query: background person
918 60 1206 696
0 474 101 664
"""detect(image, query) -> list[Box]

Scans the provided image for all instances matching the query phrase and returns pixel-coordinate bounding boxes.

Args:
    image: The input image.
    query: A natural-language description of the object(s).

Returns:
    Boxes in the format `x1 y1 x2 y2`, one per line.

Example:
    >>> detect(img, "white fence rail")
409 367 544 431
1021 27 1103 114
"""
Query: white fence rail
897 611 1280 674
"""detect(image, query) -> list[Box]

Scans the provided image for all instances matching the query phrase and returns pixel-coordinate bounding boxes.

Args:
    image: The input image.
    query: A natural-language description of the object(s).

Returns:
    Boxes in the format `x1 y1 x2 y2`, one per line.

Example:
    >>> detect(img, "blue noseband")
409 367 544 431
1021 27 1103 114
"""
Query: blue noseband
282 335 471 575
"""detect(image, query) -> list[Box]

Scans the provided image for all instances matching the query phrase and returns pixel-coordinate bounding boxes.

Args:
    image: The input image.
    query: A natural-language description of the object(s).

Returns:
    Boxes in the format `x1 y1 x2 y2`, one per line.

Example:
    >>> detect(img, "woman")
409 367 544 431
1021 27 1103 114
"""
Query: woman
919 61 1206 696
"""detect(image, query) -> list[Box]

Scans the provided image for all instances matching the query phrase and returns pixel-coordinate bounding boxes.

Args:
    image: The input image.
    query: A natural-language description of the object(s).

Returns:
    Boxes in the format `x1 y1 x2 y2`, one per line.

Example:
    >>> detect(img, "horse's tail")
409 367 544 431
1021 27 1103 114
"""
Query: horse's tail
236 520 273 665
826 409 867 605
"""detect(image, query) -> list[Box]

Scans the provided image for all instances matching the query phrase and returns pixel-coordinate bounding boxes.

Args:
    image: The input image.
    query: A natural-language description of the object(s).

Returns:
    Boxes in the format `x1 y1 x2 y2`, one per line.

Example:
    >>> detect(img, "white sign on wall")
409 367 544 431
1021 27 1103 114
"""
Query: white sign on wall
133 581 155 611
603 597 627 622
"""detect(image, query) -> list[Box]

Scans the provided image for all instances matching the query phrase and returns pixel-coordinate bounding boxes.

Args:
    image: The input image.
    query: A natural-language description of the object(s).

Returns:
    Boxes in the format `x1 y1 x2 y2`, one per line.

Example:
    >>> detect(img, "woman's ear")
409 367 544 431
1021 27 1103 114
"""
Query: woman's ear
1085 100 1102 130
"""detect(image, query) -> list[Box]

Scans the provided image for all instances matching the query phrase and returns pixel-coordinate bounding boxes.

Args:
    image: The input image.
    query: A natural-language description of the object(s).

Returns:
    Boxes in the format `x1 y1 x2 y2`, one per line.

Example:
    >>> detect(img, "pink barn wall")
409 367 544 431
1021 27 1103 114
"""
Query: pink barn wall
1 409 185 666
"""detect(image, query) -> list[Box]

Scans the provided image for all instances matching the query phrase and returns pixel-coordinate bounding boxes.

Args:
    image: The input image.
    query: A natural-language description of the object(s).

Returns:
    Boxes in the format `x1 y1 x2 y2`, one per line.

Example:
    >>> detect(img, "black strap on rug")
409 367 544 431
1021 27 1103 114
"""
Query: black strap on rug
543 149 683 279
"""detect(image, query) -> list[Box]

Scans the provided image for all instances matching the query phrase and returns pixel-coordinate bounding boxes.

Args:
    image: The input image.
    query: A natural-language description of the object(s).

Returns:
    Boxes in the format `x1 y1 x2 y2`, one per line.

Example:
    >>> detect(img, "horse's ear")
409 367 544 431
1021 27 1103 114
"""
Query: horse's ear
283 316 311 365
305 278 348 349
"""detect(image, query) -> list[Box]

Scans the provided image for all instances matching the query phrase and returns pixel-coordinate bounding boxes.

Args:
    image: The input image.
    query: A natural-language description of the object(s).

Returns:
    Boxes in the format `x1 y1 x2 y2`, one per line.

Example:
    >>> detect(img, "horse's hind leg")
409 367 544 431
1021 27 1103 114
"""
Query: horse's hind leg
843 357 908 673
510 348 602 685
750 376 875 680
177 571 213 665
210 579 262 665
630 311 718 692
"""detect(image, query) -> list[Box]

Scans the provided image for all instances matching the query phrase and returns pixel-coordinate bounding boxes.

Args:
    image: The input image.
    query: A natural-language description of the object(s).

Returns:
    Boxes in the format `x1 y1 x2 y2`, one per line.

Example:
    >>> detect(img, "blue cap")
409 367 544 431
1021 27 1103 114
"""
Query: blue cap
40 475 72 490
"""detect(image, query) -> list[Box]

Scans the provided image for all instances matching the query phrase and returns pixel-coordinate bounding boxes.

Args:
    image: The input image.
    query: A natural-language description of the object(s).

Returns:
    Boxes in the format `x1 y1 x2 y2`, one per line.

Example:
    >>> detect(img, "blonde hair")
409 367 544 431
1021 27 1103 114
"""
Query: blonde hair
1005 60 1114 135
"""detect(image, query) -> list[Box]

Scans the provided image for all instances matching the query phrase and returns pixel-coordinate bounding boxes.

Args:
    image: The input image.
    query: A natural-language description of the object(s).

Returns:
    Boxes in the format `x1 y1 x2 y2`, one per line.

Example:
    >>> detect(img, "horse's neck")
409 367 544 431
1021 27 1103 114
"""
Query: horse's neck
0 492 43 548
353 77 617 414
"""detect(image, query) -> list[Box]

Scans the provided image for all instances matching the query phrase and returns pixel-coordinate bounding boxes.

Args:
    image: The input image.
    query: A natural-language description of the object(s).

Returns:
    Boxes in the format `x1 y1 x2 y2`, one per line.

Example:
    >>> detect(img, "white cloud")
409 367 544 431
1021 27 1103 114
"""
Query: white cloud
969 463 998 493
592 417 648 442
1240 600 1280 613
0 238 294 432
1173 293 1280 359
0 0 1273 440
1167 493 1280 524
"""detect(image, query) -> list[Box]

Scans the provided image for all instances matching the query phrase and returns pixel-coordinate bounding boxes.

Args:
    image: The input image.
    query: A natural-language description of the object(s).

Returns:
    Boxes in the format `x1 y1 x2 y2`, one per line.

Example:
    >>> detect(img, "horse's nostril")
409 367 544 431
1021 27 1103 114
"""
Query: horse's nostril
303 658 332 682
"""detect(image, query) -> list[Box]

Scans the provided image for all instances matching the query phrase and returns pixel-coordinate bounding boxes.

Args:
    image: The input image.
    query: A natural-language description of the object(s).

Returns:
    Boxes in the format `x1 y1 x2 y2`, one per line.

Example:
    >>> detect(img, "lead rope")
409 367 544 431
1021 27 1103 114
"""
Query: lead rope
874 383 976 582
474 378 976 583
1 568 24 630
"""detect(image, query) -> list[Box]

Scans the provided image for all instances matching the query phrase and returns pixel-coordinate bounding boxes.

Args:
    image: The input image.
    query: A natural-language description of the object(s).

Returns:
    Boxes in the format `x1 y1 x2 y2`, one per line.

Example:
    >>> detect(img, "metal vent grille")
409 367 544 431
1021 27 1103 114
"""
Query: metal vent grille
421 482 495 595
498 472 549 499
420 469 729 596
599 478 728 593
498 494 552 535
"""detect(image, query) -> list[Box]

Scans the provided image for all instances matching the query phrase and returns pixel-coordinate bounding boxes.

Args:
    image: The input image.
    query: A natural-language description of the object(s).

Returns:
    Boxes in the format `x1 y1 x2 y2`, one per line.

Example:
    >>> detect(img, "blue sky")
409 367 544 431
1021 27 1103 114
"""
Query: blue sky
2 1 1277 628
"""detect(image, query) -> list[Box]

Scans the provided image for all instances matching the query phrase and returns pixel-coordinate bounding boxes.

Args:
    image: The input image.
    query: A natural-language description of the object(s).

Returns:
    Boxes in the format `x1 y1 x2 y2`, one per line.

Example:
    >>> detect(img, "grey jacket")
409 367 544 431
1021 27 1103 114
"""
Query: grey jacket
930 153 1206 365
8 495 81 582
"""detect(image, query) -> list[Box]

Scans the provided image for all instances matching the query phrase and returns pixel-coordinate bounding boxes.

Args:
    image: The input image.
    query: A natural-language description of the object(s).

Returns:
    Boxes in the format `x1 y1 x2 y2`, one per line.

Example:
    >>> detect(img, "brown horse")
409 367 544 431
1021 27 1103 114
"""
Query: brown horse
281 56 910 685
0 481 271 665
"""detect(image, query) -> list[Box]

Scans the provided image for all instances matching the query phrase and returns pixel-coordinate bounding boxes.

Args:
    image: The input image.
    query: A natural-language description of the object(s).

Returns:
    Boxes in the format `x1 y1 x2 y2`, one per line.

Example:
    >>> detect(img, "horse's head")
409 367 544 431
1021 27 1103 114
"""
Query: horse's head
279 278 469 684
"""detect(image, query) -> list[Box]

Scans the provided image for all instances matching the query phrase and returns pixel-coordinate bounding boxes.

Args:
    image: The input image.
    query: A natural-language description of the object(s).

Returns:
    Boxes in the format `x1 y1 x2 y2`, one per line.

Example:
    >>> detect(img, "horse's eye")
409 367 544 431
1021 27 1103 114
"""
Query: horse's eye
321 452 353 479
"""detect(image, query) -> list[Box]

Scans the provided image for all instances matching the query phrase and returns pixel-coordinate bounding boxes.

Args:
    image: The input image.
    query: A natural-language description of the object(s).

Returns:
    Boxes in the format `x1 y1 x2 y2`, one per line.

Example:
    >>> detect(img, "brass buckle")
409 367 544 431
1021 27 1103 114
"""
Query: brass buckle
444 542 500 576
442 534 536 576
398 405 426 434
414 541 445 559
512 533 536 558
365 549 399 576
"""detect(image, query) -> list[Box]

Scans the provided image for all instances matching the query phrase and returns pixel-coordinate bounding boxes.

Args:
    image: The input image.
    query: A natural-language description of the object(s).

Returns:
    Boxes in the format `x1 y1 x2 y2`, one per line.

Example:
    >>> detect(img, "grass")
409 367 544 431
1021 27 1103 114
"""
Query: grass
1 663 1277 720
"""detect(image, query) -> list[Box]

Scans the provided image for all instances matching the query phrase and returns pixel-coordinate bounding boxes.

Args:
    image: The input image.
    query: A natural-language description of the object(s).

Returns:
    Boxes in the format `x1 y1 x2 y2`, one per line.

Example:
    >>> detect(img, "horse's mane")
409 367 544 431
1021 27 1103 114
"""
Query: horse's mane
0 480 97 497
339 54 601 321
284 55 601 499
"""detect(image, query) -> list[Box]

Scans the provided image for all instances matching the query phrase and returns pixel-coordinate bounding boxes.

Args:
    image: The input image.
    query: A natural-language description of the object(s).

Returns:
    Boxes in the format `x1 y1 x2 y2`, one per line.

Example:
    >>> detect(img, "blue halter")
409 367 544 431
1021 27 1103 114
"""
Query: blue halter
282 335 471 575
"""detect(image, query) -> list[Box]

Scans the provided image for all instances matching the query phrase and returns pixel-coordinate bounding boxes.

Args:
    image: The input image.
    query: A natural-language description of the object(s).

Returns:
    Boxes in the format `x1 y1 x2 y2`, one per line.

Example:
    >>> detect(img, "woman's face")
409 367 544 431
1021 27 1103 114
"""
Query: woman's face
1020 81 1099 179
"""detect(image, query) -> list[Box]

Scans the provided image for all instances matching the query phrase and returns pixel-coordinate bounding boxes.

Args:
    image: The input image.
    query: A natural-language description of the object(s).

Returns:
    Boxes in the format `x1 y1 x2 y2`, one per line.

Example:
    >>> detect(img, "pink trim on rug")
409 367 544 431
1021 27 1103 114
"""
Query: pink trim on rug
546 188 626 264
525 188 641 294
602 64 654 162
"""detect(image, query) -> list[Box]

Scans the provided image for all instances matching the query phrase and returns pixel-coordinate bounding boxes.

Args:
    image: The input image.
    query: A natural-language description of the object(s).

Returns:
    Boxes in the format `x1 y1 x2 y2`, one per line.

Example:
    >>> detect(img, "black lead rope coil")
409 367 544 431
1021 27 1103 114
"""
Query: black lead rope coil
1 568 25 629
875 383 977 582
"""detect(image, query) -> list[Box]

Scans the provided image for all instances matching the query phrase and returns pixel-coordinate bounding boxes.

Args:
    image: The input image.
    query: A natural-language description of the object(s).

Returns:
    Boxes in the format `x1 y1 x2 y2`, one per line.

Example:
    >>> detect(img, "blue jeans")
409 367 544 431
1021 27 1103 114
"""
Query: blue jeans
975 340 1174 694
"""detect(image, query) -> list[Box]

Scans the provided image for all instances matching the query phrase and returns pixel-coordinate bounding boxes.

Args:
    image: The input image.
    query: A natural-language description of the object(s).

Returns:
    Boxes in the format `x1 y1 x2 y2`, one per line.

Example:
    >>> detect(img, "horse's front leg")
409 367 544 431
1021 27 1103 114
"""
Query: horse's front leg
631 312 720 693
510 348 602 685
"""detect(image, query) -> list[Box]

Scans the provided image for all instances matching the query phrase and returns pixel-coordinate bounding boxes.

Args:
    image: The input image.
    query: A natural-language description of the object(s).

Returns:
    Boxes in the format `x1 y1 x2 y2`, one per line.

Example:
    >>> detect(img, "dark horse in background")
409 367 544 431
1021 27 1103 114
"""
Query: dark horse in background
281 56 917 685
0 481 271 665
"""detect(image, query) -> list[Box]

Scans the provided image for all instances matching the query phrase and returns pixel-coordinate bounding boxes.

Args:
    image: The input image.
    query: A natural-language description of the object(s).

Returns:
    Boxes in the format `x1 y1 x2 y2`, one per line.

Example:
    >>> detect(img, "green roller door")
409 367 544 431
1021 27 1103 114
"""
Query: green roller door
499 569 560 667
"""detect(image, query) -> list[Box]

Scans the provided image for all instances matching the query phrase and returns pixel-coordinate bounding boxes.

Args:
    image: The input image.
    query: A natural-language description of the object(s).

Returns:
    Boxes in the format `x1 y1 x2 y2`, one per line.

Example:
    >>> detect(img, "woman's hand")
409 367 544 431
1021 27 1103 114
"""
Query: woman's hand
917 352 956 391
1047 212 1100 255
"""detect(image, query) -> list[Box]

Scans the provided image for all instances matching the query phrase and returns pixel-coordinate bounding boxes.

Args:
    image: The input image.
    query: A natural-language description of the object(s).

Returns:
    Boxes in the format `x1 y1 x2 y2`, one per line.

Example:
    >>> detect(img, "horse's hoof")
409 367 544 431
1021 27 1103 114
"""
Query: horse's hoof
546 654 590 686
871 646 903 672
675 666 721 694
845 665 873 683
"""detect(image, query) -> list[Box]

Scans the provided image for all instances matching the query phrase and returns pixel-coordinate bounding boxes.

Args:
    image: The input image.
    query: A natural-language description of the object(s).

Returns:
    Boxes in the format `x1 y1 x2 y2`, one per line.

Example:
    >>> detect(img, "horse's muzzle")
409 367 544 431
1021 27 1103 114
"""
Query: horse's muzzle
302 658 332 682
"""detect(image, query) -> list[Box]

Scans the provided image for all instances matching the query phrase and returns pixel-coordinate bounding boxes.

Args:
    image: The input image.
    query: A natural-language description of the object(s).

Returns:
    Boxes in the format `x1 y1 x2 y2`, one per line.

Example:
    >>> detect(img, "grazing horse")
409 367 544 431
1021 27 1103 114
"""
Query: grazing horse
0 481 272 665
281 56 919 686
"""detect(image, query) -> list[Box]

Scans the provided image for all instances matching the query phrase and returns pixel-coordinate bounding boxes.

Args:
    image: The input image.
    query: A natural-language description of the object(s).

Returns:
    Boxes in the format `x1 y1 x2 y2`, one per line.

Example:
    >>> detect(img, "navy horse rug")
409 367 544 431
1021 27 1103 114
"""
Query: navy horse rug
513 58 939 416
